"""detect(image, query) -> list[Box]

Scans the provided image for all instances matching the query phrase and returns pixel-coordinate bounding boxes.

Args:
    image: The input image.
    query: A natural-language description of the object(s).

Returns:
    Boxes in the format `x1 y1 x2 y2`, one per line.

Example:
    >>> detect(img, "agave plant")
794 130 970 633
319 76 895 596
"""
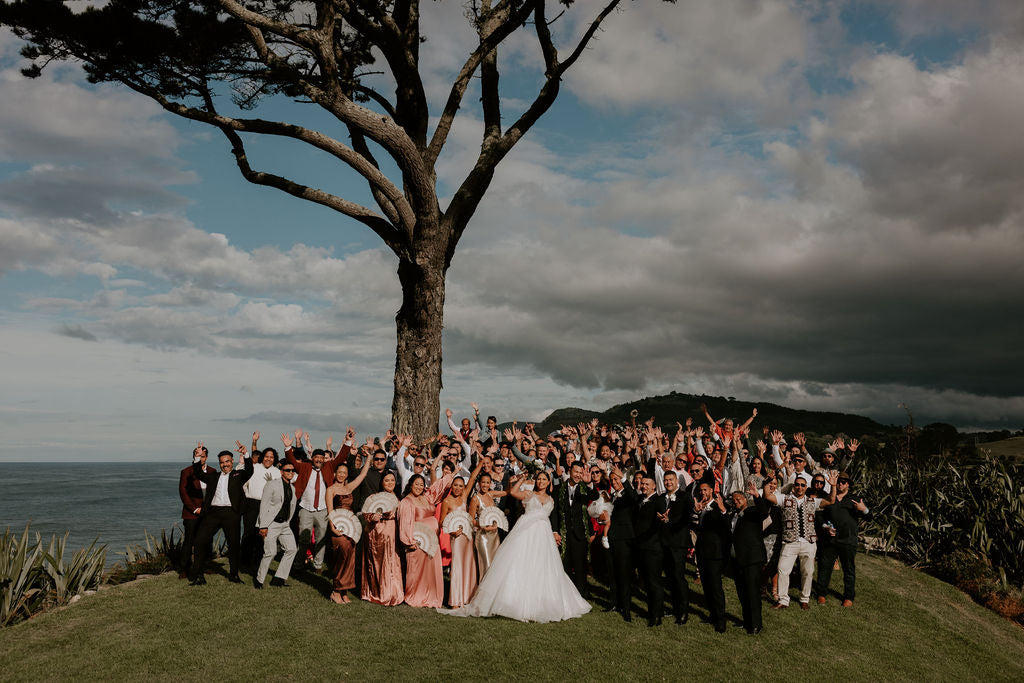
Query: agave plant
41 532 106 607
1 525 45 626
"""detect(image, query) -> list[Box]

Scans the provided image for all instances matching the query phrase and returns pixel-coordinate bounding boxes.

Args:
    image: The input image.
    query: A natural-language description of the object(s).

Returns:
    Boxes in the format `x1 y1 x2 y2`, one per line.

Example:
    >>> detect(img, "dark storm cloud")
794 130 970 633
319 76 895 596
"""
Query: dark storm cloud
55 323 98 342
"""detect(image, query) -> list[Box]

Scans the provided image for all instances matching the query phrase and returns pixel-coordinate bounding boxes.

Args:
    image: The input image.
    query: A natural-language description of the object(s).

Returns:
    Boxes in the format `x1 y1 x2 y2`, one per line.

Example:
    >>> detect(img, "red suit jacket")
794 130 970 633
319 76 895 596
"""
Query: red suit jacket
179 464 216 520
286 443 352 499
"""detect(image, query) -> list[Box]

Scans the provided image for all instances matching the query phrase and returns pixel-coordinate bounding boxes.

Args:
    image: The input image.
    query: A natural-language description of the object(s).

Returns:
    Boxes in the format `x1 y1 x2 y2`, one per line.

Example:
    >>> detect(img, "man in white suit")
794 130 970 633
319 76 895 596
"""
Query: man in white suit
254 463 298 589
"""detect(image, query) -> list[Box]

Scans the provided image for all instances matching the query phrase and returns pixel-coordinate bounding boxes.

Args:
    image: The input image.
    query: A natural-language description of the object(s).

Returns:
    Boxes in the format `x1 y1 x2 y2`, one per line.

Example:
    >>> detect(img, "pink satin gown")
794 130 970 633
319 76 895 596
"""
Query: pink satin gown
446 507 477 608
361 510 403 606
399 472 454 608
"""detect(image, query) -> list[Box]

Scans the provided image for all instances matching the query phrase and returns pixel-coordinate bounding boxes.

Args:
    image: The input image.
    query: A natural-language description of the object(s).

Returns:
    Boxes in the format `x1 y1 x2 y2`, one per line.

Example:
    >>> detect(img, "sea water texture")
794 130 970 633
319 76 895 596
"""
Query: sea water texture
0 462 185 566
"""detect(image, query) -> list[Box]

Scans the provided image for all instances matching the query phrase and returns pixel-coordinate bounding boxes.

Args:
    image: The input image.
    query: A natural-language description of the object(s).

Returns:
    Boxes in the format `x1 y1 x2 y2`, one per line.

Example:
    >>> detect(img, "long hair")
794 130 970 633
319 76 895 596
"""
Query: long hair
402 473 425 498
534 470 552 494
379 470 398 493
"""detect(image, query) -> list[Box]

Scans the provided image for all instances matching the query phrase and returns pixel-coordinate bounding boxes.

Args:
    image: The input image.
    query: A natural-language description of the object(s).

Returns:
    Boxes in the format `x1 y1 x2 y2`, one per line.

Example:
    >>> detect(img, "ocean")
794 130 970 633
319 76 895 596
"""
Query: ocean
0 462 186 566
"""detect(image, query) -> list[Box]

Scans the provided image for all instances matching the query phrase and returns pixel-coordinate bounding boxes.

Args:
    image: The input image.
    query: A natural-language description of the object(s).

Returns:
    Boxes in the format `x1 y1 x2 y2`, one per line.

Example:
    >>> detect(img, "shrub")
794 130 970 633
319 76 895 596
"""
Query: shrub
1 525 106 627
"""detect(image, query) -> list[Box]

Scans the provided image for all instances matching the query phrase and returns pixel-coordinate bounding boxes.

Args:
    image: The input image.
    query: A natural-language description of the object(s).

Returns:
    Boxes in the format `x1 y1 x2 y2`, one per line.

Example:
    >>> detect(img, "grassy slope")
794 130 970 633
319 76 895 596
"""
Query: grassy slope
981 436 1024 463
2 555 1023 682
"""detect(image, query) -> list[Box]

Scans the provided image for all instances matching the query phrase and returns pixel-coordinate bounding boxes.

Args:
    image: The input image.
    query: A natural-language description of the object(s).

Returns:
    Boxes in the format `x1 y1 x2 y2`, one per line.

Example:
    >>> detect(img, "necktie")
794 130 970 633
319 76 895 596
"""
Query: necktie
313 470 322 508
797 502 805 539
568 486 574 507
278 483 292 522
668 494 675 503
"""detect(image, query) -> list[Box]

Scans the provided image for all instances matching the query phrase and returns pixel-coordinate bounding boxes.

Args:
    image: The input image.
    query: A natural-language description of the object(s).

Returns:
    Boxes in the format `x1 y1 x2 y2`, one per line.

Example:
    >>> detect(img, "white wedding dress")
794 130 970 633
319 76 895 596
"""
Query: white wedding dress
438 493 591 623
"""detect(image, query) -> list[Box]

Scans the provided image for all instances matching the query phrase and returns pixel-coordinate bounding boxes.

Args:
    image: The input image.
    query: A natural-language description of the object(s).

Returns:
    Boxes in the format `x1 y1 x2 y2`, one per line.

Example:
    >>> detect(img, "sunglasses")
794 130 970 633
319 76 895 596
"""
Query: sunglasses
373 457 386 462
793 482 807 487
414 462 425 467
281 468 295 473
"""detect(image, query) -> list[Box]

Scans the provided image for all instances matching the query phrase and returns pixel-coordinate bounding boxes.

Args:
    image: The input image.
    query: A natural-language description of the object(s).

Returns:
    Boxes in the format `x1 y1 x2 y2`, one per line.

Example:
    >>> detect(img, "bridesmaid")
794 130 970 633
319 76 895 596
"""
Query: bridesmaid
467 470 508 579
326 454 372 604
439 459 484 608
398 452 452 608
361 471 404 606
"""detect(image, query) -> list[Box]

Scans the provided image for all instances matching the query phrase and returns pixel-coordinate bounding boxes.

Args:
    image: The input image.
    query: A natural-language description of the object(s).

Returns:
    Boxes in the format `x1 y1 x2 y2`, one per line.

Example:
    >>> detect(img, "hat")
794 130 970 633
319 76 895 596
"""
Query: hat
795 472 813 486
837 471 853 484
823 447 837 456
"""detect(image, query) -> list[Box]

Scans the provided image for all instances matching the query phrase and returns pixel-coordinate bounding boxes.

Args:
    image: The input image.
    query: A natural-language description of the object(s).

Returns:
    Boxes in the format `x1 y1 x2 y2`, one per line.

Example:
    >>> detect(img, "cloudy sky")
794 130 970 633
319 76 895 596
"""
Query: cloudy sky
1 1 1022 461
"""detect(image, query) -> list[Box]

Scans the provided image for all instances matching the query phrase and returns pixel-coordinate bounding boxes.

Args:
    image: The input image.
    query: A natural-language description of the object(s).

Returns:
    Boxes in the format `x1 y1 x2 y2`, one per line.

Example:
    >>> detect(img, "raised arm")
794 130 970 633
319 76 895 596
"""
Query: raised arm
341 447 374 493
737 408 757 434
701 403 717 429
281 433 299 467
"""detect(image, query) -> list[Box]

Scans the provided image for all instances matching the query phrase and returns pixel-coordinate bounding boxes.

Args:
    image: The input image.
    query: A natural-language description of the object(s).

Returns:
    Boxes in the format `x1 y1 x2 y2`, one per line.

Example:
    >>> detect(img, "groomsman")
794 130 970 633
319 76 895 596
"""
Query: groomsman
635 475 667 627
729 482 769 634
283 428 353 572
189 445 254 585
605 467 638 622
178 443 214 577
550 461 598 600
658 471 693 625
693 482 729 632
255 462 299 589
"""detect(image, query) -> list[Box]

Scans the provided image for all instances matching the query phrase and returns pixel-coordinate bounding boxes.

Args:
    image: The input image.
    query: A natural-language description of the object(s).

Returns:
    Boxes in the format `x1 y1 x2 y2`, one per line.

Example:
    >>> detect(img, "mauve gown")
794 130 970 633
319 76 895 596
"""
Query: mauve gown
445 505 477 608
361 509 403 606
399 472 455 608
329 492 356 592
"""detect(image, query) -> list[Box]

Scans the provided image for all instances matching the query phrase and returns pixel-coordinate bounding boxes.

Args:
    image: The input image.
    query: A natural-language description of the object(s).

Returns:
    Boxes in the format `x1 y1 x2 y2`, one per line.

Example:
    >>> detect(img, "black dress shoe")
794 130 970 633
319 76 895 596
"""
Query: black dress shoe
602 605 617 613
675 614 688 625
270 577 288 587
189 576 207 586
714 622 727 633
253 577 264 590
647 617 662 627
747 626 763 635
228 574 243 584
622 611 632 623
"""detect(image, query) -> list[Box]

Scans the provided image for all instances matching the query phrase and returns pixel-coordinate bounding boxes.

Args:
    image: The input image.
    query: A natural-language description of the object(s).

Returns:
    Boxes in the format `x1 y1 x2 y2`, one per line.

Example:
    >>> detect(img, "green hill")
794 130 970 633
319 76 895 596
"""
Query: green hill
980 436 1024 463
2 554 1022 681
535 392 895 444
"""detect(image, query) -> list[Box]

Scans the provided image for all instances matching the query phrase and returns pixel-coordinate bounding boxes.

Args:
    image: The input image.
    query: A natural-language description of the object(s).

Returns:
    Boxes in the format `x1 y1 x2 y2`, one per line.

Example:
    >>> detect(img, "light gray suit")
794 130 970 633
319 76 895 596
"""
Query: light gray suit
256 478 298 584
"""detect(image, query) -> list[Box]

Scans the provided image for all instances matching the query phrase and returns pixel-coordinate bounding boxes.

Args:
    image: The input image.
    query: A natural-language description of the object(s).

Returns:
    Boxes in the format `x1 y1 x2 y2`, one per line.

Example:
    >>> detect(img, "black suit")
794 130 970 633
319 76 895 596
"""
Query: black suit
635 493 667 621
729 497 769 632
694 503 729 630
550 481 598 598
659 489 693 620
607 484 638 615
189 456 254 581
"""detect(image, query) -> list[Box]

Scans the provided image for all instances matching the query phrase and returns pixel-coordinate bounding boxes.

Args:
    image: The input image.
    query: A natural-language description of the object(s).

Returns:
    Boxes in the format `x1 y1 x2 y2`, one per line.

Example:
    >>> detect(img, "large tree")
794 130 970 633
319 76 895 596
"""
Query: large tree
0 0 668 439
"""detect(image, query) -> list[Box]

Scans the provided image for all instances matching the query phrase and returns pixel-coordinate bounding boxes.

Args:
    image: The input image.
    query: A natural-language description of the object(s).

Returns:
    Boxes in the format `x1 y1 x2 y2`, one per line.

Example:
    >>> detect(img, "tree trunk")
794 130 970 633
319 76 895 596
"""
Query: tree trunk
391 254 446 441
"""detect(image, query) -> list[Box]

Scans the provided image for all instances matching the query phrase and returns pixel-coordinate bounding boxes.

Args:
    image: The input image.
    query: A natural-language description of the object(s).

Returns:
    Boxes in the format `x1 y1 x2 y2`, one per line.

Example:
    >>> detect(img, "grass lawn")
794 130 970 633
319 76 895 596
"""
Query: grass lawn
2 553 1022 682
981 436 1024 463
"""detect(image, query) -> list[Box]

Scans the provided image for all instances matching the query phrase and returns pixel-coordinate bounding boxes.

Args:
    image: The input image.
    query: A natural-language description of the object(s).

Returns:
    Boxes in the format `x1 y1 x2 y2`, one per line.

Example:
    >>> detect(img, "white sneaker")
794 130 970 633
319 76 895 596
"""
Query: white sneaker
601 536 610 549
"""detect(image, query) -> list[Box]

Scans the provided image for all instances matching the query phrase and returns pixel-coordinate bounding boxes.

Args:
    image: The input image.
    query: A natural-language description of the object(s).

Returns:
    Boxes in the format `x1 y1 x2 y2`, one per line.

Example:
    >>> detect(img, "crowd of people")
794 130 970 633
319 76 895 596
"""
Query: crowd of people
177 402 872 632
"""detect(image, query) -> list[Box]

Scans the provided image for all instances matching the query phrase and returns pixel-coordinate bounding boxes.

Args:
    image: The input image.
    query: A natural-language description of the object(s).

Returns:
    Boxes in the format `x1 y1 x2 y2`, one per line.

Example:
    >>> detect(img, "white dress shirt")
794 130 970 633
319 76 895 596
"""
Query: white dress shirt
243 463 280 500
299 468 328 512
211 472 232 507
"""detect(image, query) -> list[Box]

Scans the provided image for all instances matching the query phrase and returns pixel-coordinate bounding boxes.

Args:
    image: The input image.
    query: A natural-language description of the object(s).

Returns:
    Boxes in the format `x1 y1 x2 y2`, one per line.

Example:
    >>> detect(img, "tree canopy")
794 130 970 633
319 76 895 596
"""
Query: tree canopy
0 0 673 438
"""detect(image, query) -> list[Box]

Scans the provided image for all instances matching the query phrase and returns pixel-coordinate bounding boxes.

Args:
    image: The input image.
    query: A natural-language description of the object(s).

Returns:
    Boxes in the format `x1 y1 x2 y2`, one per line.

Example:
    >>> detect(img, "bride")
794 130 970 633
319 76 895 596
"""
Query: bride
437 470 591 623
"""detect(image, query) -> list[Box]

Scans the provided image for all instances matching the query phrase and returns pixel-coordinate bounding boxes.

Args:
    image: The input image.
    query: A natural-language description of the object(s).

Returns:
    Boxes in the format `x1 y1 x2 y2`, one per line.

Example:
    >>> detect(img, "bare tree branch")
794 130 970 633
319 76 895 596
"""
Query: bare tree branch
425 0 535 166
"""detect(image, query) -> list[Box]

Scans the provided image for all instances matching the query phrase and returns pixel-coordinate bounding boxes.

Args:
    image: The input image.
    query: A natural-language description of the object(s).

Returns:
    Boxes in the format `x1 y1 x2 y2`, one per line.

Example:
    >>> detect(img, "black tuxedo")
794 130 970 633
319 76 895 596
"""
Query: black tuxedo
607 484 638 615
694 504 729 630
635 493 667 621
729 497 769 632
189 457 253 581
659 489 694 620
550 480 598 598
195 458 253 514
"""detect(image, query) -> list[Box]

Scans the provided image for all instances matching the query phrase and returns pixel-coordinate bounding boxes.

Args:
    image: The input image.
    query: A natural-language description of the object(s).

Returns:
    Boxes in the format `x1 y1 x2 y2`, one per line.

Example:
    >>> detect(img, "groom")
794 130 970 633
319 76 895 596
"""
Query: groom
550 461 598 600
